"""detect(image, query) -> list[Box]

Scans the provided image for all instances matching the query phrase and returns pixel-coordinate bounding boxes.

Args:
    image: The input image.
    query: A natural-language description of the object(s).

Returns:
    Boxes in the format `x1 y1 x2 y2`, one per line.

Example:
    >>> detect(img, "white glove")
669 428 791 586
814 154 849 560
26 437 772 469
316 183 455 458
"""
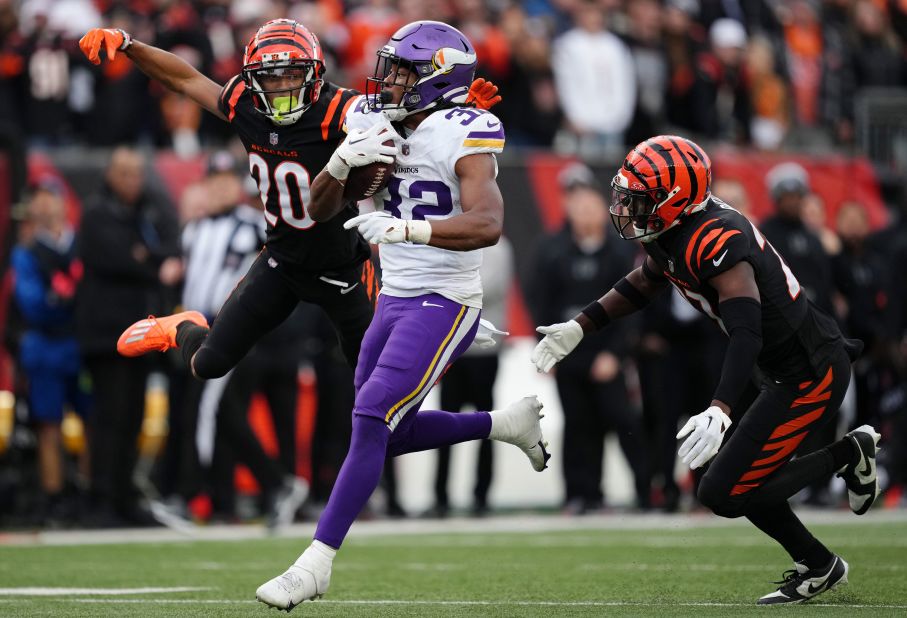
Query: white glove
530 320 584 373
471 318 509 350
326 123 398 181
343 211 432 245
676 406 732 470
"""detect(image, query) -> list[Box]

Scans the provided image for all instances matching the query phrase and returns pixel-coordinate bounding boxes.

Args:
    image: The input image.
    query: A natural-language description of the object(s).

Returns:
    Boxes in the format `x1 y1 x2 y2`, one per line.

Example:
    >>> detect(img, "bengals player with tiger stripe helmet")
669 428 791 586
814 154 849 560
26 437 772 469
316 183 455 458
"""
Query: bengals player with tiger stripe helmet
532 135 880 605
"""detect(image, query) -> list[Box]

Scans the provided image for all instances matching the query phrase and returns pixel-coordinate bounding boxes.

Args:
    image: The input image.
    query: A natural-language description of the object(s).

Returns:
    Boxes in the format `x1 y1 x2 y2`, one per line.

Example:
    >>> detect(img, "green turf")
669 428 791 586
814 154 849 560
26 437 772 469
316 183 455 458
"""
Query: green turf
1 520 906 617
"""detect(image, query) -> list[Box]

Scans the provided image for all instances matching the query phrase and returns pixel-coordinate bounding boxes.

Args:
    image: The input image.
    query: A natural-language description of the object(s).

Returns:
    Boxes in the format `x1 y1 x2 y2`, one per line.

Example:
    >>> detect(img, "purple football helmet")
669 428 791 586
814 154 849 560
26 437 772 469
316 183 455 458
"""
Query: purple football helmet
366 21 477 121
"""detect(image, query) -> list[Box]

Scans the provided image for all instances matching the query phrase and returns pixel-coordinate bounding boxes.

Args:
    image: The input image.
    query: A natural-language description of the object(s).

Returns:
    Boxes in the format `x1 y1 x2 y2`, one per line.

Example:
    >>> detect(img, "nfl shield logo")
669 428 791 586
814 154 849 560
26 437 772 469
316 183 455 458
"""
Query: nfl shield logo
402 143 410 155
269 132 279 145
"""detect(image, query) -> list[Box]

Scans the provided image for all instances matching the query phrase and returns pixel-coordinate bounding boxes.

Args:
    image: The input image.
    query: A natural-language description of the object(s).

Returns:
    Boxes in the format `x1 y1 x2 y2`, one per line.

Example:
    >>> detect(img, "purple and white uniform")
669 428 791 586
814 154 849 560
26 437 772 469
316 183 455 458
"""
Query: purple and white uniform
344 97 505 431
313 20 508 551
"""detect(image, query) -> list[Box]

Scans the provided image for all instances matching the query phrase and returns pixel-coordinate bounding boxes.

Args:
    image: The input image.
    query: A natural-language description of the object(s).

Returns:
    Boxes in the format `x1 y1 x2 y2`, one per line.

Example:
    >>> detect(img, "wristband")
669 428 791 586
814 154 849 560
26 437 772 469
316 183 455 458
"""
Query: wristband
581 300 610 330
405 220 432 244
118 29 133 50
326 150 350 181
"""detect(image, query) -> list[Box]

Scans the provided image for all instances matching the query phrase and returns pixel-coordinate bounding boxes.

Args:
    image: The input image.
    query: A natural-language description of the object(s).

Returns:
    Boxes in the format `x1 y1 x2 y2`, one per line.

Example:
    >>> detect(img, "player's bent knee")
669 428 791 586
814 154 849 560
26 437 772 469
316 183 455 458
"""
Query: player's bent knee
190 348 234 380
350 413 391 449
697 475 746 519
354 377 392 418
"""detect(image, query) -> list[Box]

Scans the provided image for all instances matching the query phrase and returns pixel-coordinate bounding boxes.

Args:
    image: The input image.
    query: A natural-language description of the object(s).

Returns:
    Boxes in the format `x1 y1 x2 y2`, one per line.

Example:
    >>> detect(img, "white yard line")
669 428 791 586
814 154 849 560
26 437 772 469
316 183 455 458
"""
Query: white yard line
0 587 209 596
3 510 906 547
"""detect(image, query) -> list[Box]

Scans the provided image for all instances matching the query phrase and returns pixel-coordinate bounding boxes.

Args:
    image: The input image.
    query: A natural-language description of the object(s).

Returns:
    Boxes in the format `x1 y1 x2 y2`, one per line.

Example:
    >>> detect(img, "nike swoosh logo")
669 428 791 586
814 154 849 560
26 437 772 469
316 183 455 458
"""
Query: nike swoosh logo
806 581 828 595
348 136 367 145
422 301 444 308
339 282 360 295
857 452 874 478
712 249 729 267
805 559 838 595
487 120 500 129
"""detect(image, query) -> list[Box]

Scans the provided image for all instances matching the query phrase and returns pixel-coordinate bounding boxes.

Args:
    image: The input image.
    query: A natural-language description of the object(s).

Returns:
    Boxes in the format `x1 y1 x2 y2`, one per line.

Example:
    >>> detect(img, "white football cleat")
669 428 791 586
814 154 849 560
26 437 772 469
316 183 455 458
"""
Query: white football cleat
256 545 332 611
757 555 848 605
489 396 550 471
837 424 881 515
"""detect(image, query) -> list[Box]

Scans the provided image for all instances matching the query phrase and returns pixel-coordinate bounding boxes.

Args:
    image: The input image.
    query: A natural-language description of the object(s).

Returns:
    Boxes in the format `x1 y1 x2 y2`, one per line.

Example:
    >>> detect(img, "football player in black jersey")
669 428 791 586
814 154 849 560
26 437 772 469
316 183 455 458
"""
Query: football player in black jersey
532 135 882 605
78 20 498 377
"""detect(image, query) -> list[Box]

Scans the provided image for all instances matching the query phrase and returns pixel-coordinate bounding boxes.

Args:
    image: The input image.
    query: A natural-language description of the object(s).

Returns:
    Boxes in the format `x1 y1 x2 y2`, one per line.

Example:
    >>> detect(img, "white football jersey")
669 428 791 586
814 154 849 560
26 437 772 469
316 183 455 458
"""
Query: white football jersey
344 96 505 307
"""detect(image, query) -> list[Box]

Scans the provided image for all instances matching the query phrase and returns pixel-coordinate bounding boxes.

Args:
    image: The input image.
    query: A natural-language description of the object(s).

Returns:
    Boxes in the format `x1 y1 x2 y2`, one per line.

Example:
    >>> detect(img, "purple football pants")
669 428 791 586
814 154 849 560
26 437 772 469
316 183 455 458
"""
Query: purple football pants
314 293 492 548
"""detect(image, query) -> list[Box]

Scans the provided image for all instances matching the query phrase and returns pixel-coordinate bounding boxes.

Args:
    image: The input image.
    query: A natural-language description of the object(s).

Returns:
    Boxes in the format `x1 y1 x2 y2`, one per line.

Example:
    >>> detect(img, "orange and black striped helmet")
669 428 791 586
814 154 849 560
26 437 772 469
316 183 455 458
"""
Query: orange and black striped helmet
610 135 712 241
242 19 325 126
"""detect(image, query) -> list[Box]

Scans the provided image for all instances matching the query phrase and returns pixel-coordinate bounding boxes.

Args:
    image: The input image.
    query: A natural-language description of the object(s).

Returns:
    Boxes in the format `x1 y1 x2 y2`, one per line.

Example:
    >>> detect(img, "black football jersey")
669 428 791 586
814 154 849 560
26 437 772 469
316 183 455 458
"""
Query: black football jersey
643 197 842 380
218 77 369 271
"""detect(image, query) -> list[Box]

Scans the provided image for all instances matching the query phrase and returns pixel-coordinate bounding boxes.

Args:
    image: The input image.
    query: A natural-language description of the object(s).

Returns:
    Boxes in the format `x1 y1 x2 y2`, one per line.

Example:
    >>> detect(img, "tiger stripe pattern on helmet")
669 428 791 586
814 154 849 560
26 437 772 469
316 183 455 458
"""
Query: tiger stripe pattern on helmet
611 135 712 241
241 19 326 125
243 19 323 66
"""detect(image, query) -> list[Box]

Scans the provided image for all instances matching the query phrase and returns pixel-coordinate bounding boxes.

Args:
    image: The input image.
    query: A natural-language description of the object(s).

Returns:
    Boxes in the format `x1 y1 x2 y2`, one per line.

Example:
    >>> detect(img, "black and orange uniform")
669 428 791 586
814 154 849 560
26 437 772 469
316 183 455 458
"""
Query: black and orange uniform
641 196 859 566
181 79 377 378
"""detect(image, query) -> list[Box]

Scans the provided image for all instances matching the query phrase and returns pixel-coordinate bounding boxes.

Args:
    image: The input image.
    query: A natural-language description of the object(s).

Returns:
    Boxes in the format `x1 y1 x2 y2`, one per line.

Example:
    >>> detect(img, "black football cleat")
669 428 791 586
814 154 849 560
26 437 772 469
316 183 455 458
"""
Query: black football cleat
757 555 848 605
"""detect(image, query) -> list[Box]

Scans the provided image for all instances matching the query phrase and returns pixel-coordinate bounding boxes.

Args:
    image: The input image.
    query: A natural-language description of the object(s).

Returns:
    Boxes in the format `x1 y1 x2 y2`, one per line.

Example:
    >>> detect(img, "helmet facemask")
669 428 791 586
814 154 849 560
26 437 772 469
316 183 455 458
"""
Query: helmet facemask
610 182 681 242
243 56 323 126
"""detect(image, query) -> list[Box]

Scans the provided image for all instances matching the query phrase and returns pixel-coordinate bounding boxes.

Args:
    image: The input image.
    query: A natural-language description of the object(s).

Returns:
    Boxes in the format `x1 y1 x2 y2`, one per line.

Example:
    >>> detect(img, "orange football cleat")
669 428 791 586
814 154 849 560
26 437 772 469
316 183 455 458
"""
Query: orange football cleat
117 311 208 357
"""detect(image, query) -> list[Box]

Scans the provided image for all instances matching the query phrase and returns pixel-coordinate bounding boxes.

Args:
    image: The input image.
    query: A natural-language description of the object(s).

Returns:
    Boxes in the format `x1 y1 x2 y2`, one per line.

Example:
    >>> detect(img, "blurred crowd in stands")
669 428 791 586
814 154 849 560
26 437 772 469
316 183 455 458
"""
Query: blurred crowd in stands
1 0 906 155
0 0 906 529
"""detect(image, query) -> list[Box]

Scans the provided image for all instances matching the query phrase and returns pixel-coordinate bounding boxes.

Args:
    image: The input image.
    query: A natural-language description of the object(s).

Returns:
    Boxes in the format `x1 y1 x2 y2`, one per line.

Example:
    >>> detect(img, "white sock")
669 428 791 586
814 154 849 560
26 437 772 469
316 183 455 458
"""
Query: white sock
298 540 337 568
487 408 515 442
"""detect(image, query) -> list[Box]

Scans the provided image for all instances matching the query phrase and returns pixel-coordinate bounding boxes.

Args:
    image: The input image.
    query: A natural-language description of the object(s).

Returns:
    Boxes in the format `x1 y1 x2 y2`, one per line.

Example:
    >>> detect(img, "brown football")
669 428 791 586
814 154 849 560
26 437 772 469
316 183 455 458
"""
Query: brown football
343 139 395 202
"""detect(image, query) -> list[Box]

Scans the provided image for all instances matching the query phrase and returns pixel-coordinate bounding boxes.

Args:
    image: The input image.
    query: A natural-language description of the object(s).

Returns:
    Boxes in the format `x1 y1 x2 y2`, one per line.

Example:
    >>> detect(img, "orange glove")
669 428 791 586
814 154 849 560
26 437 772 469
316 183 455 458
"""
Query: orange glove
79 28 131 65
466 78 502 110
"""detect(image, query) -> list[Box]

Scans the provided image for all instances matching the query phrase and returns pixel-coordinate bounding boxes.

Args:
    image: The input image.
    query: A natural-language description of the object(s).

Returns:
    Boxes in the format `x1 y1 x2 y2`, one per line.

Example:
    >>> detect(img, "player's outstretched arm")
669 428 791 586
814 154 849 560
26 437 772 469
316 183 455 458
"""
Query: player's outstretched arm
531 258 669 373
79 29 225 120
574 259 669 333
424 153 503 251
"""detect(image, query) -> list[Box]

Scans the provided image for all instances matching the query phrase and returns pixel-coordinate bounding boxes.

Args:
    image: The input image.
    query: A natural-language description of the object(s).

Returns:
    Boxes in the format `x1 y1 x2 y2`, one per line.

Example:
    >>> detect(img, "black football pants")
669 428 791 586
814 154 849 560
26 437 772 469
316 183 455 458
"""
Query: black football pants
190 248 377 378
696 346 854 564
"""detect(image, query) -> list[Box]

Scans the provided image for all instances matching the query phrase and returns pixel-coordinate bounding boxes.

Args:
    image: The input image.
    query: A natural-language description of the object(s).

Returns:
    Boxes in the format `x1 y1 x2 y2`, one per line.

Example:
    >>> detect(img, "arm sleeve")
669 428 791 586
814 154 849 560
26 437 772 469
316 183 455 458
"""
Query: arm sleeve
712 296 763 408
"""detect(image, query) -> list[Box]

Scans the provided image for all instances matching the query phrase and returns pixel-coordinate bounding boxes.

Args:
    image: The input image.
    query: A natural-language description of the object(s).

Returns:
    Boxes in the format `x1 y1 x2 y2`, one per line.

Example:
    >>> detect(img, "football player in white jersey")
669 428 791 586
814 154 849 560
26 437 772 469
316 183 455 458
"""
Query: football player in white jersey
255 21 550 610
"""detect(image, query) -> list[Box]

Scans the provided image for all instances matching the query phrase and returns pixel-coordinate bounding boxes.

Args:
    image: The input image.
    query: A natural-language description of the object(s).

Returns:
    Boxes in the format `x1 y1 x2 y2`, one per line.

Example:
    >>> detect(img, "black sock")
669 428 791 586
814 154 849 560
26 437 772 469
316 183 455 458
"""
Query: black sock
827 437 856 471
797 539 835 570
747 502 833 569
175 322 208 371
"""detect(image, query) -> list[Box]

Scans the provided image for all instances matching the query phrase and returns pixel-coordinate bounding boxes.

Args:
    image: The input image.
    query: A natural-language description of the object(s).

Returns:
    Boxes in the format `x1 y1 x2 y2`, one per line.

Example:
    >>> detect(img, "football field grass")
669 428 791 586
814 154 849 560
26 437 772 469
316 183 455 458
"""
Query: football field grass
1 513 906 617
